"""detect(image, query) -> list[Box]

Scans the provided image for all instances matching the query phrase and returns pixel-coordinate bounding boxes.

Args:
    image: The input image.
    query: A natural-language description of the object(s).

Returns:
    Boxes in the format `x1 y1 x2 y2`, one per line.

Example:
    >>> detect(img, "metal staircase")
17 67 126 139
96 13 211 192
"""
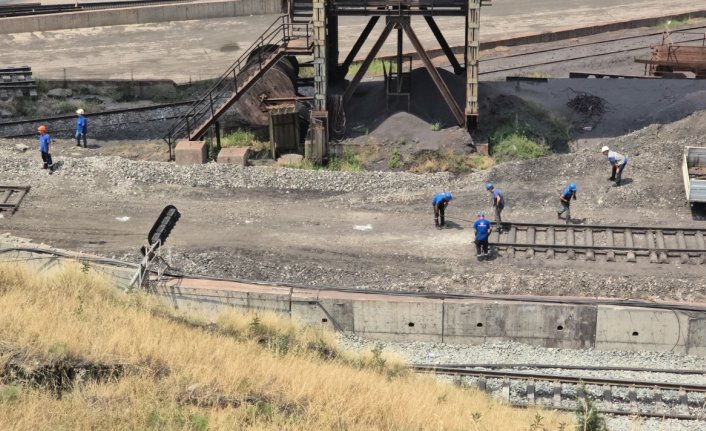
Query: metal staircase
290 0 313 24
163 13 312 152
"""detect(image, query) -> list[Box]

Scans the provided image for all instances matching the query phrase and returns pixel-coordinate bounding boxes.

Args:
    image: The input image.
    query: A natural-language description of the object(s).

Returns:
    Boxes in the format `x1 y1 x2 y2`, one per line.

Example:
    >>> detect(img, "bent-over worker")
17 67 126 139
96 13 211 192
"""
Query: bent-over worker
432 192 453 229
557 182 577 223
601 145 628 187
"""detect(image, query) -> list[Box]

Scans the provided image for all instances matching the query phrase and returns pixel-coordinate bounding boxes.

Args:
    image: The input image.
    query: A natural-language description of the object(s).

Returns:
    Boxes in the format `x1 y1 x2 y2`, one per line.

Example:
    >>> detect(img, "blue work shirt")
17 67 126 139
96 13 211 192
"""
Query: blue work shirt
608 151 627 166
561 187 575 201
39 134 51 153
432 192 453 206
492 189 504 209
473 218 491 241
76 116 87 134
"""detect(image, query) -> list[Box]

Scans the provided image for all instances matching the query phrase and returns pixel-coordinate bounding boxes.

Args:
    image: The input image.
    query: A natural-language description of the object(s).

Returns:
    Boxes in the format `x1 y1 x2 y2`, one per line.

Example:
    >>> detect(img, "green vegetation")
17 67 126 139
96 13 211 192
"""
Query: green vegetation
109 82 136 102
220 129 257 148
327 150 363 172
387 150 402 169
491 133 549 162
575 387 609 431
431 122 442 132
655 17 690 28
56 100 78 114
346 59 399 79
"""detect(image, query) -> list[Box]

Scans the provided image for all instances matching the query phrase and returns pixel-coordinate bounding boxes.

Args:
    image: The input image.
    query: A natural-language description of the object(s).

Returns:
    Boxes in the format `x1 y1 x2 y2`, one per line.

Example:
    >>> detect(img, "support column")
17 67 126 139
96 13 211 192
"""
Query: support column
308 0 328 163
465 0 481 131
326 14 340 81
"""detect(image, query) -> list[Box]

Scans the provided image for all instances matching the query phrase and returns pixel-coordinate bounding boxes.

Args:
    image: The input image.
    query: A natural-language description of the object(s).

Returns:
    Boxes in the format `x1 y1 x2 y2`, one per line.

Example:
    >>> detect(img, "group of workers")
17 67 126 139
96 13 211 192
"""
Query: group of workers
433 145 629 260
36 108 88 172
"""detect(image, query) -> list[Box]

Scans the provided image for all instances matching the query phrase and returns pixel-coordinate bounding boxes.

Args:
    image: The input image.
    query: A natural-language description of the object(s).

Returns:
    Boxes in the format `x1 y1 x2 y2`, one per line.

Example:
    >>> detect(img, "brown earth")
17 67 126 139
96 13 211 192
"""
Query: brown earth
2 36 706 303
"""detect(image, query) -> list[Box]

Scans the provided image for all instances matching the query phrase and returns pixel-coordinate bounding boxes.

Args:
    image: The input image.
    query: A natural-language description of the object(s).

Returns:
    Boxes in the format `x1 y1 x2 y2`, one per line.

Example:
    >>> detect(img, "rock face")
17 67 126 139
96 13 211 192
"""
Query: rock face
47 88 73 98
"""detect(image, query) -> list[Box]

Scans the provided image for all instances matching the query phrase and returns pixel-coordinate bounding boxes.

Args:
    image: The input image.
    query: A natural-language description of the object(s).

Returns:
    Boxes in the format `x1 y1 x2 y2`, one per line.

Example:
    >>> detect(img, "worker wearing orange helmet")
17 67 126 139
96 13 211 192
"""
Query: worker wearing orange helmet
37 124 54 171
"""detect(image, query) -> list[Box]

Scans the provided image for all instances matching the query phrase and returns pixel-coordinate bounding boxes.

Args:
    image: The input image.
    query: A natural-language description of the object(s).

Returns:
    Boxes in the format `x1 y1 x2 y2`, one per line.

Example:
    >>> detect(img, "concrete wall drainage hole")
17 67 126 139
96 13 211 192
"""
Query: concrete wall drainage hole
408 322 415 327
476 323 483 327
557 325 564 331
632 331 639 336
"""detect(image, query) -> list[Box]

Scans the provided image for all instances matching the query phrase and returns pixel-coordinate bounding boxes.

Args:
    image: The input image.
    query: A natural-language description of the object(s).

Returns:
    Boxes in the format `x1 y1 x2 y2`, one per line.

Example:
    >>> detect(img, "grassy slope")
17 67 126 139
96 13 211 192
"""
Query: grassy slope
0 263 570 430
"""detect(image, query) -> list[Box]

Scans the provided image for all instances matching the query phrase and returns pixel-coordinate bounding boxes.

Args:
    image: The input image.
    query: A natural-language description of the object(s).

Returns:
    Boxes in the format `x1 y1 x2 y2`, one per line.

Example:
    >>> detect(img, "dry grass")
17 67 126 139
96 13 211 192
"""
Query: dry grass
410 150 495 173
0 263 571 430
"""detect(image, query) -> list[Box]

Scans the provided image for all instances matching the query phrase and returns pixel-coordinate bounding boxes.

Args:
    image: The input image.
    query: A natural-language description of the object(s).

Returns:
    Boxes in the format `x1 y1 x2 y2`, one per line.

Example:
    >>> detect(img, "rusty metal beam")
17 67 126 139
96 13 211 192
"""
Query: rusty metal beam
343 20 395 103
400 19 464 126
341 16 379 72
424 15 463 74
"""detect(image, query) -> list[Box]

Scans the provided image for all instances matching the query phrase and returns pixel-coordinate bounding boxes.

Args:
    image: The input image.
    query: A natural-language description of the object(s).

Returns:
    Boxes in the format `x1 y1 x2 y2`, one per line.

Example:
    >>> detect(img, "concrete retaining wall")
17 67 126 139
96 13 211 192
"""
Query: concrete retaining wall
4 252 706 357
0 0 284 35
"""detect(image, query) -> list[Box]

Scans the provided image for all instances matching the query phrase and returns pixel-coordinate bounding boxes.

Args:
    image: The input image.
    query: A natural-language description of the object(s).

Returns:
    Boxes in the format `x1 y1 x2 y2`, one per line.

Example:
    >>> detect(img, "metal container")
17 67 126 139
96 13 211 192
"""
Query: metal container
683 146 706 203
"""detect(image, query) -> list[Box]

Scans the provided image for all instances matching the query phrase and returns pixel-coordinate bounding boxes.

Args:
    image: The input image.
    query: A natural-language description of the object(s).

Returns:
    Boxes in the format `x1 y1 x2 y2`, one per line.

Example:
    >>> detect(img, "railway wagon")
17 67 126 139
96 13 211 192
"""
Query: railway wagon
683 146 706 204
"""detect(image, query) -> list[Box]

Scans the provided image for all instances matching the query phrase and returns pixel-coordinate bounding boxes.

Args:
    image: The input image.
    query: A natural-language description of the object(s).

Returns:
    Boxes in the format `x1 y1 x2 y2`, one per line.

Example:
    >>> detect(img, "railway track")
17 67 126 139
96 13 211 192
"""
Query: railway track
476 25 706 76
413 364 706 420
0 186 30 215
490 222 706 265
0 0 196 18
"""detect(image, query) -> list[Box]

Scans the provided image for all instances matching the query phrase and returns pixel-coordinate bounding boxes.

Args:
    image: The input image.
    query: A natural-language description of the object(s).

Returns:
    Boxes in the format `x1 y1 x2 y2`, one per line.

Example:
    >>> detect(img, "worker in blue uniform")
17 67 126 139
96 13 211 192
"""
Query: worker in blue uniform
557 182 577 223
602 145 628 186
432 192 453 229
486 182 505 231
37 124 54 171
75 108 88 148
472 211 492 259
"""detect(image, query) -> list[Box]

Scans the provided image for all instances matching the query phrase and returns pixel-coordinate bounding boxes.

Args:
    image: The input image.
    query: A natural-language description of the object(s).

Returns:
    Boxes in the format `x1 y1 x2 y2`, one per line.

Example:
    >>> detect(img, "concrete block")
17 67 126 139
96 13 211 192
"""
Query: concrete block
443 300 596 348
291 288 355 332
595 306 689 353
218 146 250 166
352 296 443 342
175 140 207 165
687 318 706 357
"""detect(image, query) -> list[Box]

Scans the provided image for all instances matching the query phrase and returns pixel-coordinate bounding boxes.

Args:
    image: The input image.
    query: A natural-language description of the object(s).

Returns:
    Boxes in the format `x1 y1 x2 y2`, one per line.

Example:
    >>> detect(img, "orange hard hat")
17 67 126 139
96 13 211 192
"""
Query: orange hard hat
37 125 47 132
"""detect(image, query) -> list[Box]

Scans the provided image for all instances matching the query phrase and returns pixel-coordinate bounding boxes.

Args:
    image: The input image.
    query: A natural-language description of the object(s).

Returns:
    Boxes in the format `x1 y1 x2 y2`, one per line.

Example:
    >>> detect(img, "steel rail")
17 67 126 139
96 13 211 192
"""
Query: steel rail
0 101 192 127
421 363 706 375
413 365 706 420
480 36 706 76
413 365 706 392
492 221 706 233
480 25 706 63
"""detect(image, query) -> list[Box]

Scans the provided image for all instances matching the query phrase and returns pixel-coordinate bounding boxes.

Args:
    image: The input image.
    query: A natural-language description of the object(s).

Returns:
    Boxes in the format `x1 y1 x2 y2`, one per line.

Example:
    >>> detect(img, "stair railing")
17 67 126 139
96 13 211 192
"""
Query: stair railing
163 14 311 156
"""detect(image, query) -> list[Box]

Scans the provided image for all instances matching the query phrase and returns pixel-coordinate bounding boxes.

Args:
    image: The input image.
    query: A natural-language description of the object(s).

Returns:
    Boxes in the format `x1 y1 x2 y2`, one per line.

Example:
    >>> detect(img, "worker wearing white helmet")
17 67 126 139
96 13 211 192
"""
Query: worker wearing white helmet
601 145 628 187
75 108 88 148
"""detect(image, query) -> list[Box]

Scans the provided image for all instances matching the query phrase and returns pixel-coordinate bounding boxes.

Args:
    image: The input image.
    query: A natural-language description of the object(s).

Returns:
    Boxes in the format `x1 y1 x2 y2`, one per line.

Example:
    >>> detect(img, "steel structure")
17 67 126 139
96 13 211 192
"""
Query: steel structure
163 0 488 162
0 186 30 215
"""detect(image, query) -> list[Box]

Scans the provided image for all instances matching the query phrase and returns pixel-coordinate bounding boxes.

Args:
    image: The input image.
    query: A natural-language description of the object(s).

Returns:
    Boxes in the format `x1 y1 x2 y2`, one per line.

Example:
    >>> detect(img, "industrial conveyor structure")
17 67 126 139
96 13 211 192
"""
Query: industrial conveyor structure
165 0 489 162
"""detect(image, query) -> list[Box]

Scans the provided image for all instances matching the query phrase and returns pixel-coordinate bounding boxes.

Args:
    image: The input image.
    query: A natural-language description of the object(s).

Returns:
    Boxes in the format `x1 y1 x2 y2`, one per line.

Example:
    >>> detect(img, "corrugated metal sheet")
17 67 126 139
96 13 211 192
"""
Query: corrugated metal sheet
684 147 706 203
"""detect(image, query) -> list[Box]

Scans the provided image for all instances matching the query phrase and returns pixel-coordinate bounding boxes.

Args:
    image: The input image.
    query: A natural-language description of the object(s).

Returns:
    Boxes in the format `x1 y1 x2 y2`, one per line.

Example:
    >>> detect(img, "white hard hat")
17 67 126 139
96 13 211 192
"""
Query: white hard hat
601 145 609 153
76 108 85 115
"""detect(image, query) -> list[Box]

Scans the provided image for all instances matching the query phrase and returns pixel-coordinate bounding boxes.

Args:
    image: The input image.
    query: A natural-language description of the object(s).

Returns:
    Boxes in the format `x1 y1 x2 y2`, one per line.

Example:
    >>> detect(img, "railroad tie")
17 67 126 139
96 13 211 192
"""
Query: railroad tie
628 386 637 411
567 227 575 260
652 386 664 416
647 230 658 263
603 384 612 403
526 379 535 405
678 388 688 409
501 377 510 401
507 226 516 258
526 227 535 259
655 231 669 264
546 227 555 259
585 228 595 261
696 232 706 265
476 377 487 393
606 229 615 262
552 381 562 408
676 231 689 264
625 229 636 263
